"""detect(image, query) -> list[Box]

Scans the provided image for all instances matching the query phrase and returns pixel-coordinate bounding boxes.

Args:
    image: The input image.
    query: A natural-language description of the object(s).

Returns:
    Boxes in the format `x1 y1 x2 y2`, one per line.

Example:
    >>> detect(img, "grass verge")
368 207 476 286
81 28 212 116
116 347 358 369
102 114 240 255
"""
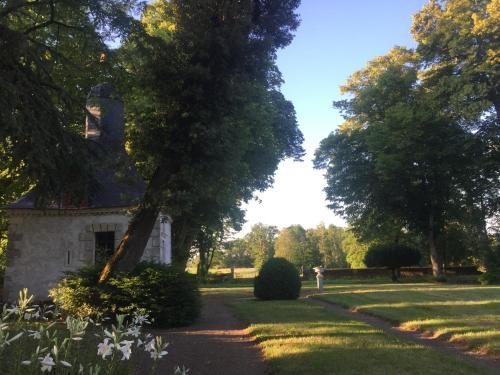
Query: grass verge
315 282 500 356
204 286 492 375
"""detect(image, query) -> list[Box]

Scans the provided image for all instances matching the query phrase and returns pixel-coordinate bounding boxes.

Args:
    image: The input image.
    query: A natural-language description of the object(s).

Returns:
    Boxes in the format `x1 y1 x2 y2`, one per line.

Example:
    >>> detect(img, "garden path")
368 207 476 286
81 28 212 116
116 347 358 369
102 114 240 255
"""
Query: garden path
147 295 266 375
306 295 500 374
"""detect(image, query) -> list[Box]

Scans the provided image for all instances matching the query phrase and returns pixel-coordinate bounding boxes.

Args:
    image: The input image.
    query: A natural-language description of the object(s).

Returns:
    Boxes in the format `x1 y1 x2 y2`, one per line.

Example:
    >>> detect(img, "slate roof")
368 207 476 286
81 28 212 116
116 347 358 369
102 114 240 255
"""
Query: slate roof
3 167 146 210
5 174 145 211
5 83 145 211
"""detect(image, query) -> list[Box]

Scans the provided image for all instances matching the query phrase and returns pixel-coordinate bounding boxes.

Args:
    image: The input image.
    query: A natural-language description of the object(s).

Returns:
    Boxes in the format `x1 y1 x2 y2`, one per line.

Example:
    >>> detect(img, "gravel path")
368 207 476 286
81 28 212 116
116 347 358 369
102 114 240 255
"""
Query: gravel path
149 295 267 375
307 295 500 374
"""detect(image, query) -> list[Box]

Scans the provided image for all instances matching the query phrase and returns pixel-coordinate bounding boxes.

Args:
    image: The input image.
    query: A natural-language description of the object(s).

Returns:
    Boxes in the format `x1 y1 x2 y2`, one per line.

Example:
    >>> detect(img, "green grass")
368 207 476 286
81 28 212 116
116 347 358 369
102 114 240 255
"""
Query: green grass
316 282 500 356
203 286 491 375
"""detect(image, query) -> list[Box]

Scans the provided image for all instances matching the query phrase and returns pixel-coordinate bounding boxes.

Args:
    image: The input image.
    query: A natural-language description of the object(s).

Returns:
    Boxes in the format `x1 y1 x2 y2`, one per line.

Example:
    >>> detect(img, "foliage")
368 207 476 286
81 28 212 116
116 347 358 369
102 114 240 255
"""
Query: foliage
254 257 301 300
0 289 181 375
310 224 347 268
412 0 500 123
50 262 201 327
364 244 421 281
341 230 369 268
0 0 138 206
108 262 201 327
245 223 278 269
222 239 254 268
314 46 486 278
275 225 320 271
101 0 304 275
479 240 500 285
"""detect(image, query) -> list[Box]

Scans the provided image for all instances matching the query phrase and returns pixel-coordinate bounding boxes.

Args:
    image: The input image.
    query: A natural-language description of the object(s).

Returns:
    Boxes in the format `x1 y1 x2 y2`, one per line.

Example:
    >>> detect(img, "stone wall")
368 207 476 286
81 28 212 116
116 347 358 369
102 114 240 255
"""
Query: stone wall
2 209 171 302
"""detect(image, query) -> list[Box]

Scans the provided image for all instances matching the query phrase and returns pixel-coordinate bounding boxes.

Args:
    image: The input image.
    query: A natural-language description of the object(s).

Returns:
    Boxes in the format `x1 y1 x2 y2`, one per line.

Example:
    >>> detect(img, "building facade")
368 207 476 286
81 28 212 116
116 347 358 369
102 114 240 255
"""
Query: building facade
2 84 171 301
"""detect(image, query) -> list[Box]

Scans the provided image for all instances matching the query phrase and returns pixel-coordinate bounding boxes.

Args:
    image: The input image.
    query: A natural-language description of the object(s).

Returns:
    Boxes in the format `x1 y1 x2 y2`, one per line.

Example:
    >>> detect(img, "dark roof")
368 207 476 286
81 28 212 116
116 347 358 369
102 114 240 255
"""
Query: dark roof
5 83 145 211
5 151 146 210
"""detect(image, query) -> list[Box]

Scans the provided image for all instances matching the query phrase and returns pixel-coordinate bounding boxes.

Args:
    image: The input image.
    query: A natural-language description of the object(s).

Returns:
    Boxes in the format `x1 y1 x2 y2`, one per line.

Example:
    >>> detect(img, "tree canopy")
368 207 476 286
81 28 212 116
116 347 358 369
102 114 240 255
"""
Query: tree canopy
0 0 137 205
99 0 304 280
314 0 499 278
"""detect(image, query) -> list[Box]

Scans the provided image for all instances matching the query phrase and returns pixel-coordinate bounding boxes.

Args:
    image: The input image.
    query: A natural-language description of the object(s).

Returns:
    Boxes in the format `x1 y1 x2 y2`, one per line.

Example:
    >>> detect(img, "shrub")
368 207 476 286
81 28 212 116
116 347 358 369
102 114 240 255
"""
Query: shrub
254 257 301 300
364 244 421 281
108 262 201 327
48 267 102 317
479 245 500 285
50 262 201 327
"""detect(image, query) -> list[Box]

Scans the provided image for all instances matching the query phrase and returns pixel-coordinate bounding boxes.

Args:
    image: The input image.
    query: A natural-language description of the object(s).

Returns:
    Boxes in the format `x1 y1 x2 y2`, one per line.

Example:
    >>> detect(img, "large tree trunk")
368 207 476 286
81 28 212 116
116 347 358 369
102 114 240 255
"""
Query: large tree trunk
428 214 443 279
98 167 166 283
171 218 197 267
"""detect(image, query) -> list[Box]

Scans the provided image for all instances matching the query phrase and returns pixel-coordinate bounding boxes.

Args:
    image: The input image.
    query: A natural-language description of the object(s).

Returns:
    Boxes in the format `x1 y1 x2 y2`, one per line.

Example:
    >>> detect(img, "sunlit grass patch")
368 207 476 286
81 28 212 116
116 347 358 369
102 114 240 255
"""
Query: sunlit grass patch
317 282 500 356
222 295 488 374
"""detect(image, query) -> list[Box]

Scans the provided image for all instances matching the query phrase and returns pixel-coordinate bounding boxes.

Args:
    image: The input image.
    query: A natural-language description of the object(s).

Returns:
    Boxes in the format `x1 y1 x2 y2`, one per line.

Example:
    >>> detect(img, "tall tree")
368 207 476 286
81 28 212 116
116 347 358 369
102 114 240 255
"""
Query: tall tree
412 0 500 265
412 0 499 122
275 224 319 271
245 223 278 270
314 47 479 278
0 0 137 205
314 224 347 268
342 230 369 269
99 0 303 281
222 238 254 268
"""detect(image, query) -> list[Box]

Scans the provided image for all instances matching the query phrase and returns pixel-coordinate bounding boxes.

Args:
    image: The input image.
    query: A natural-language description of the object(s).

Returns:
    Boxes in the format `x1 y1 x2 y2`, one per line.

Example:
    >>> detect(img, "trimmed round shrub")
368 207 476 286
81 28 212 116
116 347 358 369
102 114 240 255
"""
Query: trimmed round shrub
254 257 301 300
364 244 421 281
50 262 201 327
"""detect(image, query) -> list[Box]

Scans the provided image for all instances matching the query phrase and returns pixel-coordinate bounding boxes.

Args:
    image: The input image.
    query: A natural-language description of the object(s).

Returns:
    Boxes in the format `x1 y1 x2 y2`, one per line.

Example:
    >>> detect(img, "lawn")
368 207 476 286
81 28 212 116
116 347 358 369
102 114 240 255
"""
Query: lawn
205 285 492 375
315 282 500 356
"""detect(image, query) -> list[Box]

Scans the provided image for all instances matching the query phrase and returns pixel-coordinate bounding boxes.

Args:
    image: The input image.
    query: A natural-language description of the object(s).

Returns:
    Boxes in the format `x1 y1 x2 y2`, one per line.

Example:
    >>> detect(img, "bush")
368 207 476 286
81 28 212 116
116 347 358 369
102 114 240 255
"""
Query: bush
364 244 421 281
254 257 301 300
48 267 103 317
50 262 201 327
479 245 500 285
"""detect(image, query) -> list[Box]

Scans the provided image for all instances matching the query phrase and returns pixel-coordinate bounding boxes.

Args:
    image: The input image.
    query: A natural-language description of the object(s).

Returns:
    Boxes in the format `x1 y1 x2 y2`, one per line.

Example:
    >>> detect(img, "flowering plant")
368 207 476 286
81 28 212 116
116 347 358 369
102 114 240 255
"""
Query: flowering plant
0 289 188 374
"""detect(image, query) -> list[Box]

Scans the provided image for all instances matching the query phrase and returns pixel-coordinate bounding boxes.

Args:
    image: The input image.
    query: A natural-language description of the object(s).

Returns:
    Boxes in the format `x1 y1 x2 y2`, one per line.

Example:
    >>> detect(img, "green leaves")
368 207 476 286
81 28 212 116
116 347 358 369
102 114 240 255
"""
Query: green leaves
120 0 303 263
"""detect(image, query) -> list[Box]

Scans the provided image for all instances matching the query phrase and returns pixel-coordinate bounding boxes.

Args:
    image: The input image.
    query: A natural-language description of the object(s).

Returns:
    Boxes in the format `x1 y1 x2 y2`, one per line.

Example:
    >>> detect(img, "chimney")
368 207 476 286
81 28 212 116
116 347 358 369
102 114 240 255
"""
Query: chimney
85 83 124 146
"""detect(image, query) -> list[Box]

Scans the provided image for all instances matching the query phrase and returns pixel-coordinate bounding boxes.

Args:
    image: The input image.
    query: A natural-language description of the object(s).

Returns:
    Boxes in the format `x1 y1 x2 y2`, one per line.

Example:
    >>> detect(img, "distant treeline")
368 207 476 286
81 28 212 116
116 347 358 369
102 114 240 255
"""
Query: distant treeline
204 222 483 272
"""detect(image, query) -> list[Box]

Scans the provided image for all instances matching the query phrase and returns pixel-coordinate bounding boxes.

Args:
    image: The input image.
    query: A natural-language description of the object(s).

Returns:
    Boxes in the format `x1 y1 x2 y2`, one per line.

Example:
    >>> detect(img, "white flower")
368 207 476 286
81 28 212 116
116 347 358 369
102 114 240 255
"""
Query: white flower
174 366 190 375
146 336 169 360
118 340 134 360
132 313 150 326
150 349 168 360
97 338 114 360
21 360 31 366
144 338 155 352
126 326 141 338
39 354 56 373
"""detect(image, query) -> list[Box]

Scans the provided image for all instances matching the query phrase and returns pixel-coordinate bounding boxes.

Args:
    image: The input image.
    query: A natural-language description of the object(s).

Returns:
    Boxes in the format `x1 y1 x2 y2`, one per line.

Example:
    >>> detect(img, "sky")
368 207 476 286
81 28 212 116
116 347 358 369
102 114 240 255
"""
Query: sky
236 0 429 236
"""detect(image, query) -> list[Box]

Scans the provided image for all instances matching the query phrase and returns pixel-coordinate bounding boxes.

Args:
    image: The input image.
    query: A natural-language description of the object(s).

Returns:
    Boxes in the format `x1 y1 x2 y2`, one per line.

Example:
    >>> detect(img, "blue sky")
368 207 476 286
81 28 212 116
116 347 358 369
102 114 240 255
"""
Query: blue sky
237 0 429 235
